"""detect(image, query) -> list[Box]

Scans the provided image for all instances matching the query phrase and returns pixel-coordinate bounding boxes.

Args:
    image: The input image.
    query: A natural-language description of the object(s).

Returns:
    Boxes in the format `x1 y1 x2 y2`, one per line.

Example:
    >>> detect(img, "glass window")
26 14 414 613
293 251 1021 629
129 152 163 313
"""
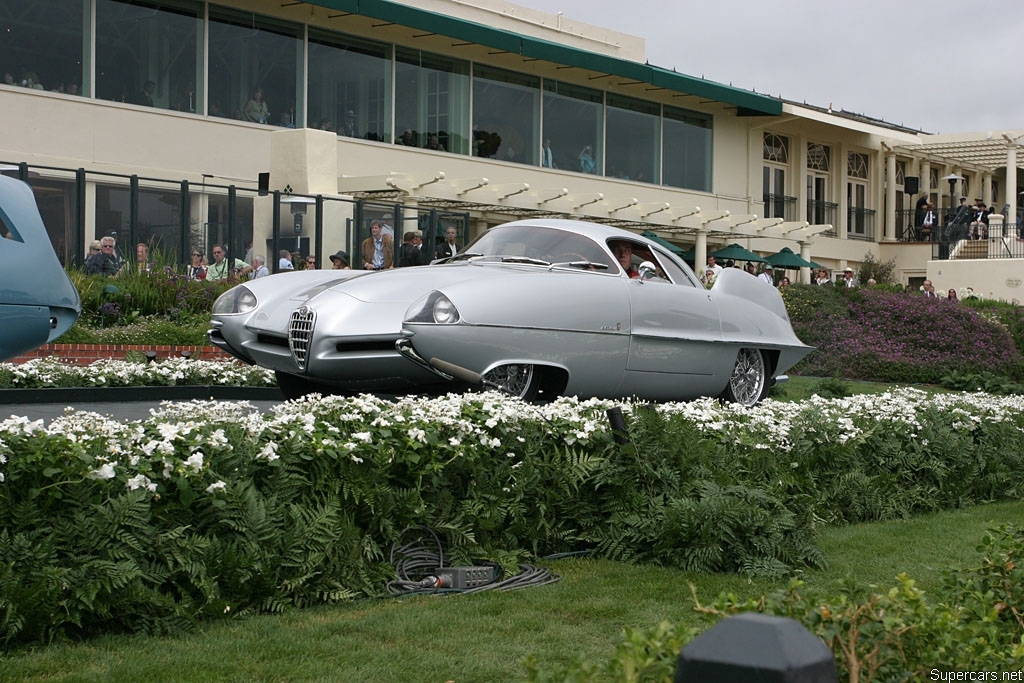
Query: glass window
308 30 391 140
848 152 869 180
662 105 711 192
808 143 830 172
96 183 183 263
542 80 602 174
395 48 470 154
606 94 660 183
96 0 202 112
0 0 85 96
208 8 301 126
763 133 789 163
472 65 539 165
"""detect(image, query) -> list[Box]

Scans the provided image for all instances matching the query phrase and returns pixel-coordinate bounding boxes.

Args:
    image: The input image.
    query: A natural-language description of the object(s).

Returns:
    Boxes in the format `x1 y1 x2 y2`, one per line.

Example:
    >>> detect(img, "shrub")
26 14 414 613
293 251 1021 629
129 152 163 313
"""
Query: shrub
856 252 897 285
784 285 1024 382
4 389 1024 649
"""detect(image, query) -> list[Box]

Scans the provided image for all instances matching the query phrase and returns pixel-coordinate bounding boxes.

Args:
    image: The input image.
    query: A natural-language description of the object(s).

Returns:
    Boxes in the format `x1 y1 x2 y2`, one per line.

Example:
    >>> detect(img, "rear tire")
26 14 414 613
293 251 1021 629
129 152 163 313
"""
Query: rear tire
482 364 541 400
720 349 768 407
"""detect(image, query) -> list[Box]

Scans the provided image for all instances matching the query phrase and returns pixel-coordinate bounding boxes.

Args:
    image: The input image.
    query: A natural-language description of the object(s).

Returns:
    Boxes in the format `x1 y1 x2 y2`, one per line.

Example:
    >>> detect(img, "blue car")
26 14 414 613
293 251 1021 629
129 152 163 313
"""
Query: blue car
0 175 80 361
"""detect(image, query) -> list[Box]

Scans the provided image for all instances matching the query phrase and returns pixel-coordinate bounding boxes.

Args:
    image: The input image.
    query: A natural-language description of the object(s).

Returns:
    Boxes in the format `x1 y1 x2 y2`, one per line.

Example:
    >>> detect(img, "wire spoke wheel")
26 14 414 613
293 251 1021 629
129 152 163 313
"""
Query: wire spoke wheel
483 364 538 400
724 348 766 407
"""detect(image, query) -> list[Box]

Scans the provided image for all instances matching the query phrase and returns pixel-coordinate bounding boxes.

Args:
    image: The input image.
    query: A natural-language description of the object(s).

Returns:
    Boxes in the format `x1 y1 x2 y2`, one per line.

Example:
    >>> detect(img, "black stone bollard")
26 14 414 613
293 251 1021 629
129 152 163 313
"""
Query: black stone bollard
676 612 837 683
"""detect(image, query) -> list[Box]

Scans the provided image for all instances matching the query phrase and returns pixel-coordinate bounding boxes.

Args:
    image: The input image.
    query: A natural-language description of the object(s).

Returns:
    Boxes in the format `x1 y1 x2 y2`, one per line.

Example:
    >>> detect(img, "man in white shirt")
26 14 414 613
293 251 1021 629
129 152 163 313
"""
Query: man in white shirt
706 255 723 276
250 254 270 279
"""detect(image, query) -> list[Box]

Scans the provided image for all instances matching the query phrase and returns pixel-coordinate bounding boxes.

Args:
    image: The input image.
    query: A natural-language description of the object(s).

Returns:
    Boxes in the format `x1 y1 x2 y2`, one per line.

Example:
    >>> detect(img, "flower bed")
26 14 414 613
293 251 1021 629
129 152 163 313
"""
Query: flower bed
0 356 274 388
1 388 1022 648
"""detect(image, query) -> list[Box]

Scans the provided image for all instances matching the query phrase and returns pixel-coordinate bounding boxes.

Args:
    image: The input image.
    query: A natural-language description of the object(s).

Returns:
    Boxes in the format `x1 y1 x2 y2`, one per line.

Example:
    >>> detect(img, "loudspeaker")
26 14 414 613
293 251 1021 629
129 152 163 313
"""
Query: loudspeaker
904 176 920 195
258 172 270 196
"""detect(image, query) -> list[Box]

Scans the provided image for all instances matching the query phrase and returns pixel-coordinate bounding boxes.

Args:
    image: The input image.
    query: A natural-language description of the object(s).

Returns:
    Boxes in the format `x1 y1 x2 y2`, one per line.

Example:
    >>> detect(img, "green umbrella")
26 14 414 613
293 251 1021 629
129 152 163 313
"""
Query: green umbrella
640 230 685 255
710 243 767 262
765 247 816 269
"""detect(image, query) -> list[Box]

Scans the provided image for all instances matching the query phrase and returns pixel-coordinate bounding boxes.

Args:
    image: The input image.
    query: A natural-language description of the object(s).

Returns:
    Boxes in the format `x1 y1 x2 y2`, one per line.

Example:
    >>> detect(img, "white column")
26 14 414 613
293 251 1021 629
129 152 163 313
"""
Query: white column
798 241 813 284
921 161 931 198
982 173 993 208
1007 145 1018 232
885 152 897 241
695 229 708 276
838 144 849 239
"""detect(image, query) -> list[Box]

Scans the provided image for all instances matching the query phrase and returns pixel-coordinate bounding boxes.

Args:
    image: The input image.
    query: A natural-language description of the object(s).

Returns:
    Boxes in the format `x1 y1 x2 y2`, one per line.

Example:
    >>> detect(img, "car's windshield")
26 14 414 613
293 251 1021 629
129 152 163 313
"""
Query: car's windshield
463 225 617 270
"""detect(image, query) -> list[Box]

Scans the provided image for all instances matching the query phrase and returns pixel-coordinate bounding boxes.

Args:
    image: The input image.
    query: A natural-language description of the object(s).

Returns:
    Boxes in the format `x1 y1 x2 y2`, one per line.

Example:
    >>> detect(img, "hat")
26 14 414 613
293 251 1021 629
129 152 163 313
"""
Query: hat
329 250 349 266
844 266 853 272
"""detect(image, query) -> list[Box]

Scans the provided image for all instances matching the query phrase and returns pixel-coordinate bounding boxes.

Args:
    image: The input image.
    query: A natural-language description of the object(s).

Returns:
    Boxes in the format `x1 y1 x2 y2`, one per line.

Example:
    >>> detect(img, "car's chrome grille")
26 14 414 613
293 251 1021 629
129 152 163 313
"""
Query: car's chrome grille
288 307 316 370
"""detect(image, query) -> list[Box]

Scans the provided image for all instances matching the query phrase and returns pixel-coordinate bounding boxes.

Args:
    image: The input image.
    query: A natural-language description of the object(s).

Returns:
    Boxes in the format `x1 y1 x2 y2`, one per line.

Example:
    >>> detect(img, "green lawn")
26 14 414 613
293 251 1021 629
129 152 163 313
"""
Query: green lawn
4 500 1021 682
776 374 949 402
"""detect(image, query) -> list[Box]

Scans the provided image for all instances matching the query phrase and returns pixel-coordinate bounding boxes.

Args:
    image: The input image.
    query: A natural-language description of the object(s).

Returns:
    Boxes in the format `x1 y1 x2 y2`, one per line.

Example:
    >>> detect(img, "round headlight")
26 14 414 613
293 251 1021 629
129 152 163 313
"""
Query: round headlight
432 295 460 324
236 288 258 313
212 285 258 315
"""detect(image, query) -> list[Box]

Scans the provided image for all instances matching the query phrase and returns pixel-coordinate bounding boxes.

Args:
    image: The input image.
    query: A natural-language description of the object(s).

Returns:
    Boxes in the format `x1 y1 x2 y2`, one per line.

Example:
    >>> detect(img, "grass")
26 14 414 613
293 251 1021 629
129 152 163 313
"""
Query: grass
775 374 950 402
3 499 1021 682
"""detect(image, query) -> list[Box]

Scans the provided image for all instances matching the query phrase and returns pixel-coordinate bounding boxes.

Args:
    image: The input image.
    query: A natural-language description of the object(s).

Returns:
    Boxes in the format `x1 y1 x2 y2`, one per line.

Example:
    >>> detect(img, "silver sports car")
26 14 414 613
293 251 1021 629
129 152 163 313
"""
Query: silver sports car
209 219 810 406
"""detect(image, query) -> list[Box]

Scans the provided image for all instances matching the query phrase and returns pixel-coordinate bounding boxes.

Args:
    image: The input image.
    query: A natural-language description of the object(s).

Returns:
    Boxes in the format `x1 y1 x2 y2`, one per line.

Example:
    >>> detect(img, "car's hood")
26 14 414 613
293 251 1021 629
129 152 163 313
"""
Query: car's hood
320 263 478 303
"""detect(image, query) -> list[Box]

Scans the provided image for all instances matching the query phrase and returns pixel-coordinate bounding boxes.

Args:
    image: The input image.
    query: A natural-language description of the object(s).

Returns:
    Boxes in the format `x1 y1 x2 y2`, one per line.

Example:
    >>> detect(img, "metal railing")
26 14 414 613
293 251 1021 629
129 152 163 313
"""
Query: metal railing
847 207 875 241
931 224 1024 260
762 193 797 221
808 199 837 237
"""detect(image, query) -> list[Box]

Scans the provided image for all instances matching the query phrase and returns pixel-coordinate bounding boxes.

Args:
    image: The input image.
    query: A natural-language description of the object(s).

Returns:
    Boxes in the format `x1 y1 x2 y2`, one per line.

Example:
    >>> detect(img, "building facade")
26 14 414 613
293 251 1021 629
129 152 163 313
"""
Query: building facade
1 0 1021 298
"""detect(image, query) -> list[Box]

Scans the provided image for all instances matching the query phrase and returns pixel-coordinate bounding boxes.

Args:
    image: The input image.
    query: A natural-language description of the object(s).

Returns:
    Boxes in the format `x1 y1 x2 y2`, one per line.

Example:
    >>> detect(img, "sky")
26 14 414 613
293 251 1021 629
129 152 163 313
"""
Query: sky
512 0 1024 135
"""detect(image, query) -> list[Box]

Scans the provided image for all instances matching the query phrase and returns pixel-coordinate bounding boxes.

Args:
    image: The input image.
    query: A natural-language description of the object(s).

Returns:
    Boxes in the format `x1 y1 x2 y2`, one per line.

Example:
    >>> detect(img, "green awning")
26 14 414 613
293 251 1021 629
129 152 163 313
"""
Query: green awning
640 230 685 254
307 0 782 116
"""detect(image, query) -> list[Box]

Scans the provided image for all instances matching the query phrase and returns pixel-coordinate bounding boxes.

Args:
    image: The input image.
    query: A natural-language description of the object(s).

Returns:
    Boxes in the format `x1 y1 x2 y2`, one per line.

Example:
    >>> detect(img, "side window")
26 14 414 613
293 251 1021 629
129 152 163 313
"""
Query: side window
0 210 21 242
651 247 697 286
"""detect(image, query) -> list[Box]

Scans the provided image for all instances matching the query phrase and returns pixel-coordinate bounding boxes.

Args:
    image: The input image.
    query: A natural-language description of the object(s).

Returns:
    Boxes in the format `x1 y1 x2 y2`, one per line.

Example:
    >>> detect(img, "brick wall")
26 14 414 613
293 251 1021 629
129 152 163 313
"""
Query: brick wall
9 344 234 366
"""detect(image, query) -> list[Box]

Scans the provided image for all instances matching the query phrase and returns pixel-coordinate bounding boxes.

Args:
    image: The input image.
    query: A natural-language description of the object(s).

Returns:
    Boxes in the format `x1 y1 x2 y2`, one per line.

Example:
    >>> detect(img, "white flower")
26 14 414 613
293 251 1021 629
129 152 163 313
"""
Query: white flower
350 454 364 464
352 431 372 443
258 441 280 461
89 463 117 480
205 480 227 493
185 452 204 472
127 474 157 492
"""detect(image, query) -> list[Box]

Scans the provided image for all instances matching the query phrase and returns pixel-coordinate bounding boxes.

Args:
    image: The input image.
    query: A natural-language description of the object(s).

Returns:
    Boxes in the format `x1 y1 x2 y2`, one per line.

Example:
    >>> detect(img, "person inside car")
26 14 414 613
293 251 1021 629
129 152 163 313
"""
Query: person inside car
610 240 640 278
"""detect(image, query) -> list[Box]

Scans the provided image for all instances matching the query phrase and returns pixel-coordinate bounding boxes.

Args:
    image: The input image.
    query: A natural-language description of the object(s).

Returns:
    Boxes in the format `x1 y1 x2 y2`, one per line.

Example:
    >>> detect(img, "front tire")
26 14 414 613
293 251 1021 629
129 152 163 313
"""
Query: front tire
482 364 541 400
721 349 768 407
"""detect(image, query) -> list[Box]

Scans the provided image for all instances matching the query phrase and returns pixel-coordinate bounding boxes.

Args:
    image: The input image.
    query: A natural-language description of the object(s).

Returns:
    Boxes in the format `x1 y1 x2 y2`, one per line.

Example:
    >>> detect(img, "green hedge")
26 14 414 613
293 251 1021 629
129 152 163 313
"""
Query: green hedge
2 389 1023 649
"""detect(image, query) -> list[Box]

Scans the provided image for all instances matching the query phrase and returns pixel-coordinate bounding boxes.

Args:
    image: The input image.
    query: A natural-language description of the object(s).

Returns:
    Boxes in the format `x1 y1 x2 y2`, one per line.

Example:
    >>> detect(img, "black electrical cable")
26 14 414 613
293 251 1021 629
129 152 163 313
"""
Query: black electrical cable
385 526 560 597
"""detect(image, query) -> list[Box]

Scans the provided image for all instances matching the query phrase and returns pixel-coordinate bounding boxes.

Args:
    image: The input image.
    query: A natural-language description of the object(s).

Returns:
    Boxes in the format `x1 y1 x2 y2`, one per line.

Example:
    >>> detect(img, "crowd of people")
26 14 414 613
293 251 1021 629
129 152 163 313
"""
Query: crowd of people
79 225 437 284
3 69 79 96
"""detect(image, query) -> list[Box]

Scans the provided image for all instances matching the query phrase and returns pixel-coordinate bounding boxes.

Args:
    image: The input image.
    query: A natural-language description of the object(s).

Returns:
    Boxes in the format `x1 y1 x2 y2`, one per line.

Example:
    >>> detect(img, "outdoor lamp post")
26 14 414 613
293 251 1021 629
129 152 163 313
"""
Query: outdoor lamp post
281 195 315 252
941 173 963 219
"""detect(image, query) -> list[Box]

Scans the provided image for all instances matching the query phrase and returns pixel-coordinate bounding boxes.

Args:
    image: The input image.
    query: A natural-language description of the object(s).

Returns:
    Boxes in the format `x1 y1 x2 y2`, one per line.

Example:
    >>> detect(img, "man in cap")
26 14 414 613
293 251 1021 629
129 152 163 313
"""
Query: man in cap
341 110 357 138
842 266 858 288
329 250 350 270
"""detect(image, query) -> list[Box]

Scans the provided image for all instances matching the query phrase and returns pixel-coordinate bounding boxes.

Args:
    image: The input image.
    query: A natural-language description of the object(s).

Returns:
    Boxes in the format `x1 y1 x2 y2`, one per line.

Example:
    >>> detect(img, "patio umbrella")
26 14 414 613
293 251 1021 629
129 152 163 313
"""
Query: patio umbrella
765 247 816 269
640 230 685 255
710 243 766 262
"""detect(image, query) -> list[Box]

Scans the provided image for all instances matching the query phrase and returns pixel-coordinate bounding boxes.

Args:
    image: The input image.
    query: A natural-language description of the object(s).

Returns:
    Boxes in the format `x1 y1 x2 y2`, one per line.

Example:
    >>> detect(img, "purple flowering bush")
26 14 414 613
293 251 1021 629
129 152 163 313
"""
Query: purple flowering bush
783 285 1023 382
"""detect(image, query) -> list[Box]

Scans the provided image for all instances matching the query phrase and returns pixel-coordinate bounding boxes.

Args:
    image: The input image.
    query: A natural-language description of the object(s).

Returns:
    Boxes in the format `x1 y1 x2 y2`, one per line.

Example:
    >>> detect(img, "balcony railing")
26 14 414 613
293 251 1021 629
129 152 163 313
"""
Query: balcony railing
808 199 837 236
931 223 1024 260
847 207 875 241
762 193 797 221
